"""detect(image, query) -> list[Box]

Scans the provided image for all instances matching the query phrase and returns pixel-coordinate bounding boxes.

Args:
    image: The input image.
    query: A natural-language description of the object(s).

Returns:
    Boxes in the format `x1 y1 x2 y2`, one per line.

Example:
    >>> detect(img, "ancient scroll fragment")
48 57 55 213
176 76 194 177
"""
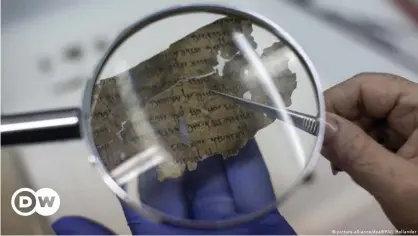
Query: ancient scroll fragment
91 17 297 180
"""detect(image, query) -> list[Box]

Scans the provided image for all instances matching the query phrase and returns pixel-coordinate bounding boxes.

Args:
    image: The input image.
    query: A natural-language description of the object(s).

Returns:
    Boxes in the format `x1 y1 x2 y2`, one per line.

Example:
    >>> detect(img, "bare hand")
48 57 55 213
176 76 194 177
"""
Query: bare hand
322 73 418 230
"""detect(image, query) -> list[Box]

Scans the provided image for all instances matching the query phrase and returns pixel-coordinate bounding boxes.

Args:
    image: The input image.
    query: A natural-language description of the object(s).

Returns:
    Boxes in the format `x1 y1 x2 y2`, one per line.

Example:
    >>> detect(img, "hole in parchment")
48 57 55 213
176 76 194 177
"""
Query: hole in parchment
243 91 252 100
213 50 228 76
120 152 126 161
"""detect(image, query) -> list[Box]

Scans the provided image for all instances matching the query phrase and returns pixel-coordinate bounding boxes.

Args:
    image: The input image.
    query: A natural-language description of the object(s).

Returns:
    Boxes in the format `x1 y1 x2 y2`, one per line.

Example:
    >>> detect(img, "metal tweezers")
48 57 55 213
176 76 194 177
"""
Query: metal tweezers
211 90 320 136
212 90 345 174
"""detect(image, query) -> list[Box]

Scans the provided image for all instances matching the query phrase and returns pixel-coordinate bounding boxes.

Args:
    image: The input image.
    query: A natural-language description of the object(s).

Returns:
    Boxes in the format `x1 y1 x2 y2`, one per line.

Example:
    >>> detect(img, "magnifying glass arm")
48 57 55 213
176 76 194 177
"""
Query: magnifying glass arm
1 108 82 146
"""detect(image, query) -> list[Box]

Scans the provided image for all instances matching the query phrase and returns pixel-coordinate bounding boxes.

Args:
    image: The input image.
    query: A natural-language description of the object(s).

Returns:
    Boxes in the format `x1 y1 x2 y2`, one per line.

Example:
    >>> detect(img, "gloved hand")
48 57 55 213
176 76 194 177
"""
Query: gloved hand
52 139 297 235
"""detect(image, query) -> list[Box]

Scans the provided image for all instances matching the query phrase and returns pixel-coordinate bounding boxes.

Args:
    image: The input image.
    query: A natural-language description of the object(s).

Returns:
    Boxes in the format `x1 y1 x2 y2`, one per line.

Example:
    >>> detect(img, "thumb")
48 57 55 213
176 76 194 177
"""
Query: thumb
322 112 412 196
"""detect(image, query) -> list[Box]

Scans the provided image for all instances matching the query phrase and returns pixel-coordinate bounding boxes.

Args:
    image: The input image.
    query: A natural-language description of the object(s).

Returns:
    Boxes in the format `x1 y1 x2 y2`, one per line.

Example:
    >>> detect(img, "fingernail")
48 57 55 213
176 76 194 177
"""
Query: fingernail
323 113 339 145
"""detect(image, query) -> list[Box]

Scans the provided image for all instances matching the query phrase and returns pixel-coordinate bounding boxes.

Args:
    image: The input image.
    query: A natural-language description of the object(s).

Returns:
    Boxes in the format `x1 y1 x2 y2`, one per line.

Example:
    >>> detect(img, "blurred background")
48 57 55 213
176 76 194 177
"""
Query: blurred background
1 0 418 234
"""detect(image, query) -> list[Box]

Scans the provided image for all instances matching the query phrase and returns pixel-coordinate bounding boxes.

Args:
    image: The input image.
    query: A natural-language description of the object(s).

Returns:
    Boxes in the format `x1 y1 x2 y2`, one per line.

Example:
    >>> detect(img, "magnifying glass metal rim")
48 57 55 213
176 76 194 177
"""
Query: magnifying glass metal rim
82 3 325 229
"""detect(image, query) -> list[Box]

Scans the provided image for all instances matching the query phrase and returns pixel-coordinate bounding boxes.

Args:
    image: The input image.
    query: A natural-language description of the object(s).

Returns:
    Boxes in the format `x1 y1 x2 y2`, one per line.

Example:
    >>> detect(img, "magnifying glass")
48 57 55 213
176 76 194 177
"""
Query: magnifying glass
1 4 325 229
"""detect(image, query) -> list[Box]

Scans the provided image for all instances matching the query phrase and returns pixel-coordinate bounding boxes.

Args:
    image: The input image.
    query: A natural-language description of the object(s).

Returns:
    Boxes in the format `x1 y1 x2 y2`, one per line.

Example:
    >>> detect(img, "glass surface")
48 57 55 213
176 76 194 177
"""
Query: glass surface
90 12 320 226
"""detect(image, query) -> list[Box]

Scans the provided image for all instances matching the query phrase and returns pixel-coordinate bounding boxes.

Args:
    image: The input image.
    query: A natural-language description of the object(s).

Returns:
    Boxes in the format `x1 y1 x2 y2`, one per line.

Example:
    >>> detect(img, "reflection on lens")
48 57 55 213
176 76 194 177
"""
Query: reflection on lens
90 11 320 227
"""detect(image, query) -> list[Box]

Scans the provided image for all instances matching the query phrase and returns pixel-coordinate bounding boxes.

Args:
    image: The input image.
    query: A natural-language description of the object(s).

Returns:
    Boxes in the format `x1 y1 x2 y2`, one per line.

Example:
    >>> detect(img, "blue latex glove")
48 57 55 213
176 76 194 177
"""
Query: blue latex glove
52 139 296 235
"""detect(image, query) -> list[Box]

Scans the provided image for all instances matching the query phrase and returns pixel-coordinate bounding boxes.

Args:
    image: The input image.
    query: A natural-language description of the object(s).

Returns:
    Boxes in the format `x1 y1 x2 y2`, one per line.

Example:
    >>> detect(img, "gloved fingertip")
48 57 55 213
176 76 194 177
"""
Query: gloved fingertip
185 155 236 220
225 139 275 213
52 216 116 235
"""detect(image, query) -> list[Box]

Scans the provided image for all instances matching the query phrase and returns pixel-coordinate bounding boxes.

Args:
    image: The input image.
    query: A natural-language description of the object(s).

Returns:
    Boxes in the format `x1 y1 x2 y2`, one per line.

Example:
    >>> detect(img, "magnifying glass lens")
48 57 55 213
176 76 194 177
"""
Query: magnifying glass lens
90 11 321 227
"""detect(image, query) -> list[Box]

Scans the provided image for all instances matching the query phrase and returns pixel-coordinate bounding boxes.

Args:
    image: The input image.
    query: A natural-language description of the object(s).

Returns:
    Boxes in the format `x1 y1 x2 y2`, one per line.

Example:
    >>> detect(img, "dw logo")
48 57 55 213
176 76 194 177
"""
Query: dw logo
11 188 60 216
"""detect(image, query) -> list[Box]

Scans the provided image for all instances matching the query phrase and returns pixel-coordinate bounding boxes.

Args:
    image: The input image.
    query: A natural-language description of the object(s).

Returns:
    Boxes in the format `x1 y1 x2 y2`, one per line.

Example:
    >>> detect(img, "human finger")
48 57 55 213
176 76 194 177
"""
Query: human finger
324 72 416 138
138 168 188 218
52 216 116 235
119 168 188 234
397 129 418 163
224 138 276 214
184 155 236 220
322 113 415 197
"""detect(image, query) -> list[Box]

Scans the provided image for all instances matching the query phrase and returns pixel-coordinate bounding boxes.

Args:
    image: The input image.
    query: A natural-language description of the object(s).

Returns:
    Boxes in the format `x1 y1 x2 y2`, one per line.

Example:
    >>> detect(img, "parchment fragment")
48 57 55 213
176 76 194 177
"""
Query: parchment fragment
111 17 255 106
91 17 297 180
